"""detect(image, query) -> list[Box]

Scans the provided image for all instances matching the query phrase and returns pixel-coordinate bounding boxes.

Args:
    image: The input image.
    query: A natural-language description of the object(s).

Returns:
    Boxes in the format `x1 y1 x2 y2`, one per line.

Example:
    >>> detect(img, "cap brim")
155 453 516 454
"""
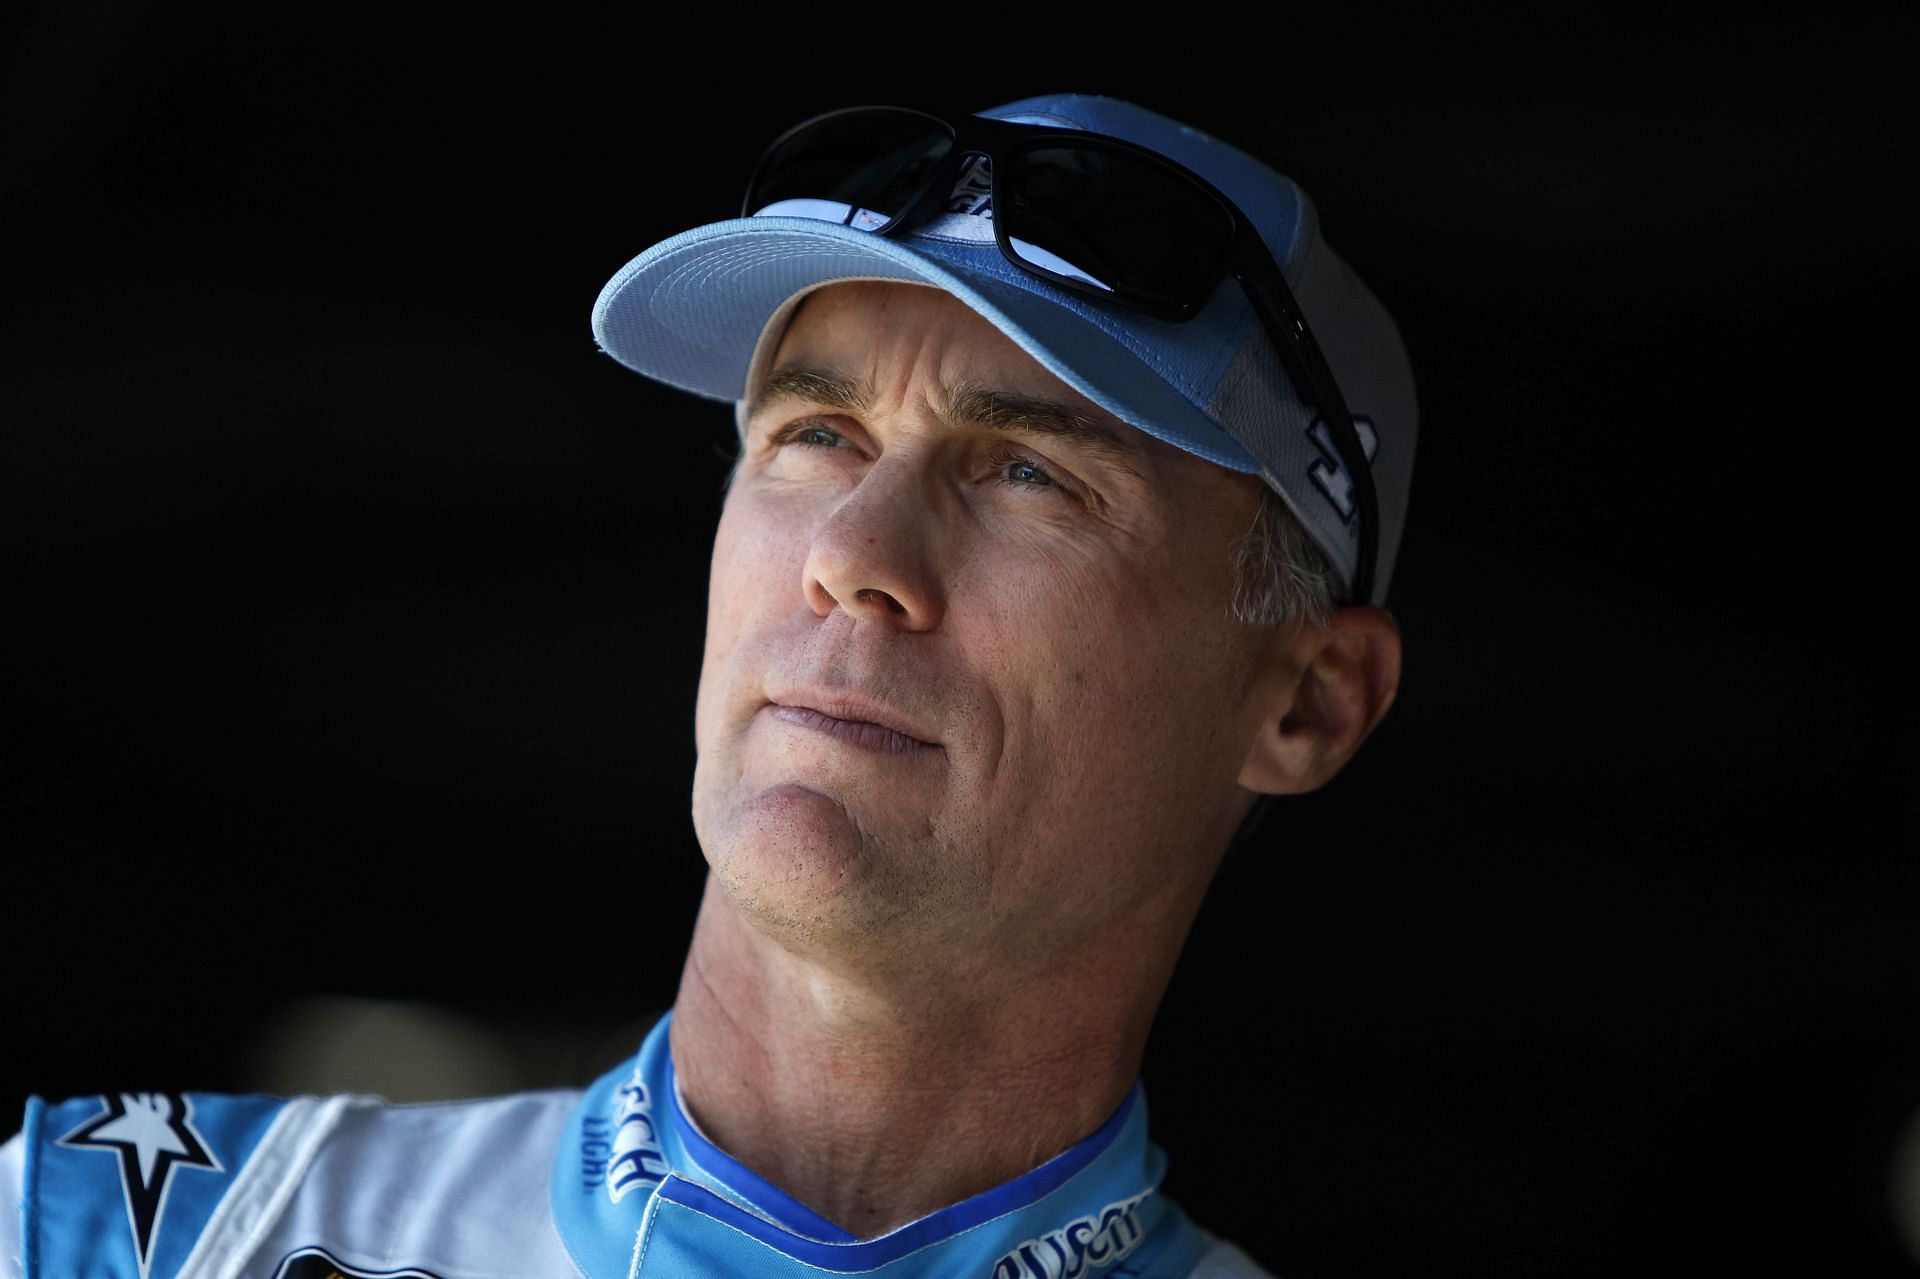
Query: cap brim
590 216 1261 474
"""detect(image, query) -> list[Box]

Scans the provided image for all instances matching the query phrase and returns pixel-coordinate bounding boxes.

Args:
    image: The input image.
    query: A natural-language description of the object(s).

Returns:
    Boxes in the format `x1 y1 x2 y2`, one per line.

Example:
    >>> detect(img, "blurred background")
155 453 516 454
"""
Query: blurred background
4 9 1916 1276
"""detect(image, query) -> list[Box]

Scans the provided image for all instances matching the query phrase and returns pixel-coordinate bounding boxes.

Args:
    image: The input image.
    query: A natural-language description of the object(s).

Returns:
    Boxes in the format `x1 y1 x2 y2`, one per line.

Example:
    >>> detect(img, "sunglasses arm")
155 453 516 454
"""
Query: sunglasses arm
1232 259 1379 608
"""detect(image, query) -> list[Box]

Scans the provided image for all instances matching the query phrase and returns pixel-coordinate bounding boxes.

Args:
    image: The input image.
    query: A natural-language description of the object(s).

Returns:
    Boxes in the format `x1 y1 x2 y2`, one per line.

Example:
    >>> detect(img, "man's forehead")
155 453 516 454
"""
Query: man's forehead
772 282 1104 409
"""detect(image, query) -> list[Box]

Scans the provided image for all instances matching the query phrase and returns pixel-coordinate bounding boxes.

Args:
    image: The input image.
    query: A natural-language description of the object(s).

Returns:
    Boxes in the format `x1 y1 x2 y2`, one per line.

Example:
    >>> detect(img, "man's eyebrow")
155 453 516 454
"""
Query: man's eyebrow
936 383 1144 475
747 365 872 422
747 364 1144 477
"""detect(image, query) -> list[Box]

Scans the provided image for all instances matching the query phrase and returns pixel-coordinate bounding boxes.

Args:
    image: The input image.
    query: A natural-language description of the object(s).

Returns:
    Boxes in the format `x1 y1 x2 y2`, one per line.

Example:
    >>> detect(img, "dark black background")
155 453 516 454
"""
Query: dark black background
4 9 1917 1277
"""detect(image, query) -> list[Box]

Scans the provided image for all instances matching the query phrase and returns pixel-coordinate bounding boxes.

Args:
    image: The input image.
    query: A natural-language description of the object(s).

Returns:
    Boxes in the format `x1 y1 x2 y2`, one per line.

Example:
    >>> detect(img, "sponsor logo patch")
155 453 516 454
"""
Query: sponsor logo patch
991 1190 1153 1279
601 1063 669 1203
274 1246 445 1279
57 1092 221 1279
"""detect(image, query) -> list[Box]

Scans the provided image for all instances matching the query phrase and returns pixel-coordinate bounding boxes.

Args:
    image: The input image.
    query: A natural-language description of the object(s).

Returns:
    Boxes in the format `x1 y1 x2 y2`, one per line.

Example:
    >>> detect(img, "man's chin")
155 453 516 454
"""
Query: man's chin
693 782 974 963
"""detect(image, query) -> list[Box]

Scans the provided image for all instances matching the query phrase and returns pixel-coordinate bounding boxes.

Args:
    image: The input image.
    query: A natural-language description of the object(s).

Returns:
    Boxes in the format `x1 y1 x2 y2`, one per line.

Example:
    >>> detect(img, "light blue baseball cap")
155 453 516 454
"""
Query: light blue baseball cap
591 93 1416 605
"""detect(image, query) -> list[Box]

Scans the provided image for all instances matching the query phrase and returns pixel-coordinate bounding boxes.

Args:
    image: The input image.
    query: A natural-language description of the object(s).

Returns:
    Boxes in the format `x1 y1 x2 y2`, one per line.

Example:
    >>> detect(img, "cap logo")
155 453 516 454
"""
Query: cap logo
945 155 994 216
905 156 997 244
1306 416 1379 525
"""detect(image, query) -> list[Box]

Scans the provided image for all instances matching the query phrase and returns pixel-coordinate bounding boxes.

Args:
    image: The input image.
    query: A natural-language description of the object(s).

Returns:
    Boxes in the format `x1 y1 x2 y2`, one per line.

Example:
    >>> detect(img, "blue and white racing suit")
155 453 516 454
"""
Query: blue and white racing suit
0 1012 1273 1278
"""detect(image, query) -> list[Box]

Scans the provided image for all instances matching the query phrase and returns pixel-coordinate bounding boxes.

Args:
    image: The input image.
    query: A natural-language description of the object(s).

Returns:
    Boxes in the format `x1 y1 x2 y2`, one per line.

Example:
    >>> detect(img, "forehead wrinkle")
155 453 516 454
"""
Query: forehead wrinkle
935 381 1146 480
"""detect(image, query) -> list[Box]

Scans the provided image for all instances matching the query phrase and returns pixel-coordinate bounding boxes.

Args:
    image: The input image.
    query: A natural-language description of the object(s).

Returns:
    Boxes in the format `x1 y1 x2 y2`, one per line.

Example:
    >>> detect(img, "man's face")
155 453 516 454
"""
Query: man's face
691 281 1281 981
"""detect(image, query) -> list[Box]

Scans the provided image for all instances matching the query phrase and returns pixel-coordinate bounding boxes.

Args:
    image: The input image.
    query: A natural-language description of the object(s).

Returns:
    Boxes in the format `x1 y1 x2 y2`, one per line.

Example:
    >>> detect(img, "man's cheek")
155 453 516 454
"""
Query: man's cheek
707 528 791 638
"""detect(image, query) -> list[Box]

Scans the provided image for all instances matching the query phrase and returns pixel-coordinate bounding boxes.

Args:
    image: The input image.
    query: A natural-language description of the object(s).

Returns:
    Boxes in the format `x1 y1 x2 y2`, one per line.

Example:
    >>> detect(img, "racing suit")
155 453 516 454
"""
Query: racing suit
0 1012 1273 1278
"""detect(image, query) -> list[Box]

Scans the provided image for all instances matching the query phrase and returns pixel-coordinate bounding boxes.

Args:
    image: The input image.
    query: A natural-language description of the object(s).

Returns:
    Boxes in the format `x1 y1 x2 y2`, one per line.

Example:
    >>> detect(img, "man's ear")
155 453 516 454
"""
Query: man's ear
1238 605 1402 796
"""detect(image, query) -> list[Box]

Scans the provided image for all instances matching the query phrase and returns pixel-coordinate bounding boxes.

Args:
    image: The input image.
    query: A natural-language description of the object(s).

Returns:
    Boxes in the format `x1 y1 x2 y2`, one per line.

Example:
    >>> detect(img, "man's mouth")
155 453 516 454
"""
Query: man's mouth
765 696 940 756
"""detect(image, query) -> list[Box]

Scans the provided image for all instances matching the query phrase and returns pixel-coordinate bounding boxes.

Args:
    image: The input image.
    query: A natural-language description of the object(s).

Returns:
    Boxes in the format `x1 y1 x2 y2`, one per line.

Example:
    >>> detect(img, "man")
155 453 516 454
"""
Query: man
1 93 1413 1278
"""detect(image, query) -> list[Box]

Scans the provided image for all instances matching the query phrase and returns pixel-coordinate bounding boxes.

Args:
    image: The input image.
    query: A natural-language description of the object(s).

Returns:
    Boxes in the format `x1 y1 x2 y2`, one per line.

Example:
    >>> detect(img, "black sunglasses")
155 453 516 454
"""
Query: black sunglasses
742 104 1379 608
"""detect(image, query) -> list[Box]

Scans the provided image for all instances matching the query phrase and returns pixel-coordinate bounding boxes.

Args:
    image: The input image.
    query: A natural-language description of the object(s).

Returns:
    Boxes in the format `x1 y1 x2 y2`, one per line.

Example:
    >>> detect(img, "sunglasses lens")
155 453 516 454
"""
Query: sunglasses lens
748 108 955 230
1001 143 1235 312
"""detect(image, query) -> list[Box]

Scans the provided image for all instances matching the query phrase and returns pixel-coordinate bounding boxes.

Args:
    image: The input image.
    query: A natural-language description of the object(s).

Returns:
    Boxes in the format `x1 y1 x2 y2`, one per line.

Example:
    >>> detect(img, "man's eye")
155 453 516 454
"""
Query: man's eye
775 422 844 449
988 449 1061 493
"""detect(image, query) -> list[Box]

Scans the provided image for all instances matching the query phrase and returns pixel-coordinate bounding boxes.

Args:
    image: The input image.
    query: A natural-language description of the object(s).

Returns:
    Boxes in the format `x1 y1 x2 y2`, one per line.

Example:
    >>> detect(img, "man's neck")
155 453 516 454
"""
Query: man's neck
666 878 1189 1239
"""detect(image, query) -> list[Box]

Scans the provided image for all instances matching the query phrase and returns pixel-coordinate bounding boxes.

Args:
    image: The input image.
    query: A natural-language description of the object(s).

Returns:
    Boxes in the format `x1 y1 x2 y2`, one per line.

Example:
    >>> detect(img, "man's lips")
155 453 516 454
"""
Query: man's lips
764 692 941 756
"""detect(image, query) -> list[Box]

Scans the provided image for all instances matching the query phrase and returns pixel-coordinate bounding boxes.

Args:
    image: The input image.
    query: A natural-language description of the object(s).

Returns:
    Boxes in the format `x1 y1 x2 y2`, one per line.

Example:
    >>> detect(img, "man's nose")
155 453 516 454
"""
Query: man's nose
802 457 946 631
